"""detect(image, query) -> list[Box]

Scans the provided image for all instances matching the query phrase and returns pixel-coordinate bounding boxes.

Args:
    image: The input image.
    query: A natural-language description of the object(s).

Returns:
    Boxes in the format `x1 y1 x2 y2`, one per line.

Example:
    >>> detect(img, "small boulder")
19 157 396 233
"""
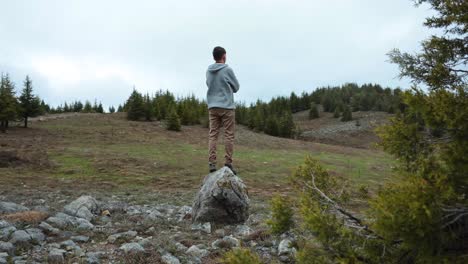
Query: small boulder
0 242 14 255
63 196 99 221
211 235 240 249
107 230 137 244
191 222 211 234
278 239 296 256
186 245 208 258
161 253 180 264
192 167 249 224
0 202 29 214
48 248 66 263
120 242 144 254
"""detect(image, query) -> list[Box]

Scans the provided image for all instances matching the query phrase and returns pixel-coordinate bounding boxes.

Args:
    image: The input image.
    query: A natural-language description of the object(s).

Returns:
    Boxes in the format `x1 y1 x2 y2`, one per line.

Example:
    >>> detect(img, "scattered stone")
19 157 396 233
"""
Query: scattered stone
186 245 208 258
0 202 29 214
214 228 225 238
46 212 94 230
86 251 104 264
107 230 137 244
0 253 7 264
0 242 14 255
147 209 164 220
234 224 253 238
71 235 89 243
48 248 66 263
25 228 45 242
278 239 296 256
176 206 192 221
211 235 240 249
0 226 16 241
63 195 99 221
120 242 144 254
162 253 180 264
135 236 152 248
192 167 249 224
174 242 187 252
191 222 211 234
39 221 60 235
9 230 30 245
0 221 11 229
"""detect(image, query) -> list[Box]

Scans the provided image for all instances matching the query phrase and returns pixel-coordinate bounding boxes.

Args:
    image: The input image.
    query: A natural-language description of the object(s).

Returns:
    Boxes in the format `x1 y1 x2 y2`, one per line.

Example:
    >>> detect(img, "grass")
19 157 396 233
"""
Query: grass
0 113 395 201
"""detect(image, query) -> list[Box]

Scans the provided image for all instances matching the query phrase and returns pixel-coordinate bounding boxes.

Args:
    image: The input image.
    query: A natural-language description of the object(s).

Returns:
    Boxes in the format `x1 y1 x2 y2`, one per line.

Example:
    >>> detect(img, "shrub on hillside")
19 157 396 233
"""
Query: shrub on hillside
166 108 181 131
309 102 319 119
267 195 294 234
221 248 262 264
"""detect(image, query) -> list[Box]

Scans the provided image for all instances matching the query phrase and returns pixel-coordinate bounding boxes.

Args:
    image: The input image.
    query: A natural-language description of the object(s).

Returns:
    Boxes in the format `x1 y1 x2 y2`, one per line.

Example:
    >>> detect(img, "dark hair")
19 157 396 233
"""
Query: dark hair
213 46 226 61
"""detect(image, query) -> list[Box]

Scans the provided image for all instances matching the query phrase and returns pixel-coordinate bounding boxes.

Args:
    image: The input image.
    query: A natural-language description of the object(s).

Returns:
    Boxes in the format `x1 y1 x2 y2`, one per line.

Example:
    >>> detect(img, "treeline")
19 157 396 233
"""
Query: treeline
235 83 402 138
0 74 46 131
47 100 113 114
123 89 208 131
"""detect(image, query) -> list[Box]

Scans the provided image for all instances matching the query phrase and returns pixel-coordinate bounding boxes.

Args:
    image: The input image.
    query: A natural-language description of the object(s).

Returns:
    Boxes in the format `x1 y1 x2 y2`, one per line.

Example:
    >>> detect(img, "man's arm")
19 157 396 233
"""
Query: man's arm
226 67 240 93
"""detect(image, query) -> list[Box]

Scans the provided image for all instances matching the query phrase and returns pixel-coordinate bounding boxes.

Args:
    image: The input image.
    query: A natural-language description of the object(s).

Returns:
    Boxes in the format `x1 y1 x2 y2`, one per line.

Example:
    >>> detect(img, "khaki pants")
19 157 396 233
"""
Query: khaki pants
208 108 235 165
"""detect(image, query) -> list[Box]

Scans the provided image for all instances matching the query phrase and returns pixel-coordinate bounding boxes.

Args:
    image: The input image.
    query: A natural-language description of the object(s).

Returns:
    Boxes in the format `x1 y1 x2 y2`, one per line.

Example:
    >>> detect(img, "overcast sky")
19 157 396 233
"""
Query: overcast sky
0 0 434 109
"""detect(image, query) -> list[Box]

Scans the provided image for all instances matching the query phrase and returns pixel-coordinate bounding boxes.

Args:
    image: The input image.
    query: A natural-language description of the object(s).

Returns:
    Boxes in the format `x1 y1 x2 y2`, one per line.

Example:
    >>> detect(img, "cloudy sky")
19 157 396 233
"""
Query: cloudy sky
0 0 434 109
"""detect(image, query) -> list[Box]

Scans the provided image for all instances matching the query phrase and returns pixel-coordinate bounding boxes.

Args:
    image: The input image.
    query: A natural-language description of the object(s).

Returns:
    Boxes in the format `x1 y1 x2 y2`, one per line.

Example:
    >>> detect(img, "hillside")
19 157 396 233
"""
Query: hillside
0 113 395 263
294 108 393 149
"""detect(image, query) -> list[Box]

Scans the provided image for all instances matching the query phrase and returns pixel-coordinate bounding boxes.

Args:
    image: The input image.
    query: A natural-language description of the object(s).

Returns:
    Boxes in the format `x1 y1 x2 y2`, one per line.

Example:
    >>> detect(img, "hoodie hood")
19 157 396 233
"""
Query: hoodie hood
207 63 229 72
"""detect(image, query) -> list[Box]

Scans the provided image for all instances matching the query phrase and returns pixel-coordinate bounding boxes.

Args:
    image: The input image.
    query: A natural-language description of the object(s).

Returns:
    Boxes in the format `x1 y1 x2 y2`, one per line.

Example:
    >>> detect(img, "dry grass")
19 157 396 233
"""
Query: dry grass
1 210 49 224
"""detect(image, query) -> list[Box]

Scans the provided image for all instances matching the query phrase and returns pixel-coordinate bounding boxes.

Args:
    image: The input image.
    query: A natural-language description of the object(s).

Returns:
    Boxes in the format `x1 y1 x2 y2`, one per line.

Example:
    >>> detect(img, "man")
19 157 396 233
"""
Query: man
206 46 240 174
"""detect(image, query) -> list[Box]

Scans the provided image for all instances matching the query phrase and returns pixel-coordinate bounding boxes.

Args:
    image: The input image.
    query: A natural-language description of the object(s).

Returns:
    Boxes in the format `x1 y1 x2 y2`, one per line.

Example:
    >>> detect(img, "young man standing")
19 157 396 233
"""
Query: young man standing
206 46 240 174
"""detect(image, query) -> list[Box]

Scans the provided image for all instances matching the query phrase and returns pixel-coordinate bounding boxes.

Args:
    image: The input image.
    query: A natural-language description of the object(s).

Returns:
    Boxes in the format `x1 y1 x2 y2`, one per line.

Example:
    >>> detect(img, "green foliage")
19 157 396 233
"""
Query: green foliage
308 102 319 119
166 108 181 131
333 108 340 118
340 105 352 122
83 101 93 113
220 248 262 264
267 195 294 234
108 106 115 113
18 75 41 128
126 89 145 121
0 74 18 132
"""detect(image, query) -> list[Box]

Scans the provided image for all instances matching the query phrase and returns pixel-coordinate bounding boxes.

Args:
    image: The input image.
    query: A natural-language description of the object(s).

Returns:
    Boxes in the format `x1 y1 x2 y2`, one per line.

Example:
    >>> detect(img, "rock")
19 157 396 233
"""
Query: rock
0 202 29 214
46 212 94 230
25 228 45 242
39 222 60 235
147 209 164 220
211 235 240 249
107 230 137 244
162 253 180 264
214 229 225 238
0 221 11 229
120 242 144 254
135 236 152 248
234 224 252 238
186 245 208 258
48 248 66 263
192 167 249 224
71 235 89 243
63 195 99 221
0 242 14 255
174 242 187 252
9 229 45 245
278 239 296 256
86 251 104 264
0 226 16 241
176 206 192 221
191 222 211 234
9 230 30 245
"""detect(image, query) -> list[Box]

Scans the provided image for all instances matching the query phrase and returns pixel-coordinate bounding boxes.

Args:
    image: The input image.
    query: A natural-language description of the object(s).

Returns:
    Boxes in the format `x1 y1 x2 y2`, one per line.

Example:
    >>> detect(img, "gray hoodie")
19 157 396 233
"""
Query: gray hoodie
206 63 239 109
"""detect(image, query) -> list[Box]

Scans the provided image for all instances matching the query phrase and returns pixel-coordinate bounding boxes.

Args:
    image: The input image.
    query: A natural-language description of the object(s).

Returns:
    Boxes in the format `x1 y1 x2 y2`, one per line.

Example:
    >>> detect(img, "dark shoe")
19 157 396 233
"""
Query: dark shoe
209 163 216 173
224 163 237 175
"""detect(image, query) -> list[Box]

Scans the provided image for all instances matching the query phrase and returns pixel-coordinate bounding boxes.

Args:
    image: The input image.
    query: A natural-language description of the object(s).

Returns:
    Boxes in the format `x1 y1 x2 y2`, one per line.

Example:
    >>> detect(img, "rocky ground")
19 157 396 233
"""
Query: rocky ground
0 191 295 264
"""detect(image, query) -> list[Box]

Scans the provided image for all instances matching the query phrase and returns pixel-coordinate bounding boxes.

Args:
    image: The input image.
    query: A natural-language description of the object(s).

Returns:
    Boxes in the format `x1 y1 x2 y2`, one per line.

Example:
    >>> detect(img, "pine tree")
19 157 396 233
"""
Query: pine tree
83 101 92 113
340 105 352 122
166 107 181 131
308 103 319 119
18 75 41 128
117 105 123 112
108 106 115 113
126 89 145 121
333 107 340 118
143 93 154 121
0 74 18 132
264 116 279 136
97 102 104 113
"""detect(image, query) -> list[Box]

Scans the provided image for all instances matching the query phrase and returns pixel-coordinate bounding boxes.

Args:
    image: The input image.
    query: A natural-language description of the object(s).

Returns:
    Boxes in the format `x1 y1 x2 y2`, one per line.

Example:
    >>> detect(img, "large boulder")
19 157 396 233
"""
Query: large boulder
192 167 249 224
63 196 99 221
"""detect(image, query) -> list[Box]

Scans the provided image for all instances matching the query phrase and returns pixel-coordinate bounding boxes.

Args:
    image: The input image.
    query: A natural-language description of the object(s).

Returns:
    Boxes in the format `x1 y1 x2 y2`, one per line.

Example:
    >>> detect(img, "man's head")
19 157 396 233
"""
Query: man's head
213 46 226 63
